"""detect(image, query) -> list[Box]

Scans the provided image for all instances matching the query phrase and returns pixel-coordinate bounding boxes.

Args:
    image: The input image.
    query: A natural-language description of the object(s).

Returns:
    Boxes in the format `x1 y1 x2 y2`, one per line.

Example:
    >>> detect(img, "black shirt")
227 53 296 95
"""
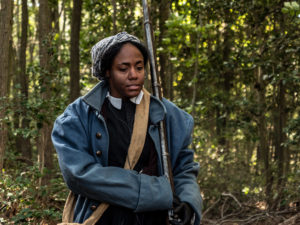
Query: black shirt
97 99 166 225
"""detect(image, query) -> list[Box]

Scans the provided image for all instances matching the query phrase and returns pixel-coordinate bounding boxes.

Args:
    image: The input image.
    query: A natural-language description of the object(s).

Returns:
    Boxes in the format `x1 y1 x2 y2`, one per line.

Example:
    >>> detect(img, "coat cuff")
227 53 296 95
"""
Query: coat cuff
135 175 173 212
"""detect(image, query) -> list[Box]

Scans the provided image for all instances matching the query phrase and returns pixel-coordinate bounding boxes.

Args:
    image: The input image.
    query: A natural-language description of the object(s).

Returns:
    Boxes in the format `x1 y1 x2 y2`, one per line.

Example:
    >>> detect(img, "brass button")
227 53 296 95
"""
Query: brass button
90 205 97 211
96 132 102 139
96 150 102 156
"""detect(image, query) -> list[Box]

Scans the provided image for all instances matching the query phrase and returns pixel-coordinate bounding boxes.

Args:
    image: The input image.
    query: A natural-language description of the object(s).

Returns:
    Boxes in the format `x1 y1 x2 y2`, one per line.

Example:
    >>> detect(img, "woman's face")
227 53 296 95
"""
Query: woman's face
107 43 145 99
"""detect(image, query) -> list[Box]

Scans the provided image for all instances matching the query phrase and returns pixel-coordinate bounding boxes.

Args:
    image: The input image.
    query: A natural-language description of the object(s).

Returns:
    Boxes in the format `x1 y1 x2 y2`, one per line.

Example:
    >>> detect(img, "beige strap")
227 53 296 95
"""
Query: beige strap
124 88 150 170
61 192 77 223
58 89 151 225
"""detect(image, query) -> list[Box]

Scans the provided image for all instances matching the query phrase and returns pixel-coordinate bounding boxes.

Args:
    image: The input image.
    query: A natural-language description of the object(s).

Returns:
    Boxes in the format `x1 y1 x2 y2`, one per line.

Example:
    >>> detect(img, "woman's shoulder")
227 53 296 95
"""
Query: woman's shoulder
161 98 193 122
56 97 90 122
148 96 193 133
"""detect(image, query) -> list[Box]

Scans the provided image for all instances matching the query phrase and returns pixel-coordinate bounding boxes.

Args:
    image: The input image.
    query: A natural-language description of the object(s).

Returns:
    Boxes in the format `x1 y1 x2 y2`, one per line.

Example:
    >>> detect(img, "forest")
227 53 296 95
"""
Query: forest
0 0 300 224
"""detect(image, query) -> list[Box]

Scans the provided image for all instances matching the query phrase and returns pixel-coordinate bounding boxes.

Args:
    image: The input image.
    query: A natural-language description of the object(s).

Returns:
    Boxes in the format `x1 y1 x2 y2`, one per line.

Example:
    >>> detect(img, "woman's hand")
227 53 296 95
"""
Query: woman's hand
170 195 193 225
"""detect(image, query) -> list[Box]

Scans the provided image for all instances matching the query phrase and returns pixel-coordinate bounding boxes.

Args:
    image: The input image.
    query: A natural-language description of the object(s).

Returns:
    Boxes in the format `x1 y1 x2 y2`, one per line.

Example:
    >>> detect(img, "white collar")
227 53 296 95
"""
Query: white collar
106 90 144 110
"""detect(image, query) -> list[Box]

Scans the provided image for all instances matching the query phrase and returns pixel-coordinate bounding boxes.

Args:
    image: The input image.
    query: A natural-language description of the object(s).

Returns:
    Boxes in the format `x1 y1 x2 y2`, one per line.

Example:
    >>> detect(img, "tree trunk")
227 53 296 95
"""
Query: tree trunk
169 60 173 101
158 0 170 98
69 0 83 103
111 0 117 33
272 80 287 209
191 8 202 118
255 66 272 206
52 0 60 34
218 14 233 150
16 0 32 164
12 0 21 148
29 0 37 74
0 0 13 170
38 0 54 185
16 0 21 50
8 42 15 100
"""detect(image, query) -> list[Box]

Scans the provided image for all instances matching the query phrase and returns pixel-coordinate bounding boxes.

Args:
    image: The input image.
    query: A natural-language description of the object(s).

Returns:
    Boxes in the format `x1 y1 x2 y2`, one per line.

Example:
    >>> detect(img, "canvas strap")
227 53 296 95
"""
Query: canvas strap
58 88 151 225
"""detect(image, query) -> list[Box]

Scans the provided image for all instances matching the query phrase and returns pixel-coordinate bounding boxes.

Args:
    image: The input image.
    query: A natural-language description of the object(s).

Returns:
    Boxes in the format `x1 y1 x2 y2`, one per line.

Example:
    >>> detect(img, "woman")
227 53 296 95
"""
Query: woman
52 32 202 225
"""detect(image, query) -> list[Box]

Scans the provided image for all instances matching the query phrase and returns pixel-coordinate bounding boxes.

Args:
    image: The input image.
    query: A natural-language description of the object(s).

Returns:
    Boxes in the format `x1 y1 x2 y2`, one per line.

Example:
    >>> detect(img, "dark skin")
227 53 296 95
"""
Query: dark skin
106 43 145 99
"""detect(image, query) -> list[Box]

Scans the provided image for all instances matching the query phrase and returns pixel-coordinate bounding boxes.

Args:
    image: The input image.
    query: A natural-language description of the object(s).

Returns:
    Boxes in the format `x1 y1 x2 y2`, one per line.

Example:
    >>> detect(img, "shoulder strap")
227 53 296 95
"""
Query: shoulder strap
60 88 151 225
124 88 150 170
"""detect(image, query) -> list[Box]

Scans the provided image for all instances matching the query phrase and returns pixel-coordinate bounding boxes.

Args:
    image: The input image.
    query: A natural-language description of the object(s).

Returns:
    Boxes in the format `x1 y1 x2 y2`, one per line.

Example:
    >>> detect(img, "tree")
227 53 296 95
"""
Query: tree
0 0 13 170
38 0 54 185
69 0 83 102
157 0 171 99
16 0 32 164
111 0 117 33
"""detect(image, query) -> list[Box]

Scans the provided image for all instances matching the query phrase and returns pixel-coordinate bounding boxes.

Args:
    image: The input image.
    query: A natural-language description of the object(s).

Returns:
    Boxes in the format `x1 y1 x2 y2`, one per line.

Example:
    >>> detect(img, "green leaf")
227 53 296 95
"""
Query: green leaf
284 2 292 8
291 1 300 10
282 7 289 14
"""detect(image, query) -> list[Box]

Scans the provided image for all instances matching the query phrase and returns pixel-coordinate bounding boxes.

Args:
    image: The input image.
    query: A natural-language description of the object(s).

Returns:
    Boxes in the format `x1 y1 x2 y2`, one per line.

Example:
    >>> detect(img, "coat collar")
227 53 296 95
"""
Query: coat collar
82 81 166 124
82 81 108 112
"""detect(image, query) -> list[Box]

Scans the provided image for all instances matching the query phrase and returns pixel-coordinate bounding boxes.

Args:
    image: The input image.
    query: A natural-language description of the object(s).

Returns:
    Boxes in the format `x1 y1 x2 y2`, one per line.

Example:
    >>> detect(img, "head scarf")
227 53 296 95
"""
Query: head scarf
91 32 146 80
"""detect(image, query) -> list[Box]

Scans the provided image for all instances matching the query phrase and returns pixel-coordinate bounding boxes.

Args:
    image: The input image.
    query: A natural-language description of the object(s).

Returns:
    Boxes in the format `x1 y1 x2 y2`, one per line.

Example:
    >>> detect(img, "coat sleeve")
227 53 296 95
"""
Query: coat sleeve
51 99 173 212
163 99 203 225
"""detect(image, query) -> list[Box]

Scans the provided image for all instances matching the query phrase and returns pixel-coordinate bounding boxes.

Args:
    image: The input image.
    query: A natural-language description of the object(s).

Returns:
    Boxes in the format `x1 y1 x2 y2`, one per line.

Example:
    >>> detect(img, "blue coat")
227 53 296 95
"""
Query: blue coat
52 81 202 224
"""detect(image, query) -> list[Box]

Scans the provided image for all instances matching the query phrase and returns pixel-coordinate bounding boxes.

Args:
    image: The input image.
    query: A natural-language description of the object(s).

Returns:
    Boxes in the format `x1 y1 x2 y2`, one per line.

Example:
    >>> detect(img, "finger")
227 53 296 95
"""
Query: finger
169 219 183 225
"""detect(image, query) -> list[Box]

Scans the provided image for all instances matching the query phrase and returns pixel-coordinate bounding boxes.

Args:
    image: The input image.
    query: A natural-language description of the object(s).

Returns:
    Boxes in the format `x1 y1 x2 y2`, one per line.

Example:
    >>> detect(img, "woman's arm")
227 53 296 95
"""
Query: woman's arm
163 99 203 225
51 100 173 212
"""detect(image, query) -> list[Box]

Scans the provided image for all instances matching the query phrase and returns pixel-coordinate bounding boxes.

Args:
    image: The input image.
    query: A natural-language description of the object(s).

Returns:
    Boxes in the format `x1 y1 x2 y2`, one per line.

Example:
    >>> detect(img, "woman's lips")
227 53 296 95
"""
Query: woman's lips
127 84 140 90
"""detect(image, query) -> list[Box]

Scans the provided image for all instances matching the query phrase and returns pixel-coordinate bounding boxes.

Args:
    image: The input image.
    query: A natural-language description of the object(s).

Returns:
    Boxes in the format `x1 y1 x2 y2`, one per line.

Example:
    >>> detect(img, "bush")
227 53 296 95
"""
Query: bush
0 158 67 224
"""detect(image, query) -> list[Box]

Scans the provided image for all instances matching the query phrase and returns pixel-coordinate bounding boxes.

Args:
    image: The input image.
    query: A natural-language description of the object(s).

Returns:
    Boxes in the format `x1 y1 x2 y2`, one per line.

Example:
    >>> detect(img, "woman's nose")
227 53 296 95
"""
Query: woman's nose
128 67 138 79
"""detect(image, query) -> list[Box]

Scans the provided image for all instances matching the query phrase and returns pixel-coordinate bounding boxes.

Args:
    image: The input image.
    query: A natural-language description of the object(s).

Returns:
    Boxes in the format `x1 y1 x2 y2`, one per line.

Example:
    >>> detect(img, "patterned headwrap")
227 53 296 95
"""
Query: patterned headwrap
91 32 146 80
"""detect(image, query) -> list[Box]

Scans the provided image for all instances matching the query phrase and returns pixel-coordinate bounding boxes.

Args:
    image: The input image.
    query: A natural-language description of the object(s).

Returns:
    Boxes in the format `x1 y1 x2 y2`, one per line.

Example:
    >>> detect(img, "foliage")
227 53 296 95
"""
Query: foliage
0 152 67 224
1 0 300 223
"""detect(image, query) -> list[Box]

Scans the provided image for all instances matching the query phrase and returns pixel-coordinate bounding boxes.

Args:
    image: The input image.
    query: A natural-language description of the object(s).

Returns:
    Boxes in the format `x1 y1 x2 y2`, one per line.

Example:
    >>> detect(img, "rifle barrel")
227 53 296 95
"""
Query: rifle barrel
141 0 174 189
141 0 161 99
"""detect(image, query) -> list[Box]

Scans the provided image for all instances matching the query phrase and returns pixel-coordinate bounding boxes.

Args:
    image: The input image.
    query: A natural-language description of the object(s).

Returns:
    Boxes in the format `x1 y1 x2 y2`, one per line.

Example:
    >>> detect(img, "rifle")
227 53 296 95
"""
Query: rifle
141 0 175 222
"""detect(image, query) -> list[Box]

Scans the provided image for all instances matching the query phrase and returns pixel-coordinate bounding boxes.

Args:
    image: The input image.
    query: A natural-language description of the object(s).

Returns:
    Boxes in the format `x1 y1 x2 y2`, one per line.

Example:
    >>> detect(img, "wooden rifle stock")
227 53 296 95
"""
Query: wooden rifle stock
141 0 175 195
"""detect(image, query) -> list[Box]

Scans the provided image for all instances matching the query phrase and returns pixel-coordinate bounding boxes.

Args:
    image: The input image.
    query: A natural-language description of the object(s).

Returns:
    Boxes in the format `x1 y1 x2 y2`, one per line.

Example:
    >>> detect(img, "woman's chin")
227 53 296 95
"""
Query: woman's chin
125 90 142 98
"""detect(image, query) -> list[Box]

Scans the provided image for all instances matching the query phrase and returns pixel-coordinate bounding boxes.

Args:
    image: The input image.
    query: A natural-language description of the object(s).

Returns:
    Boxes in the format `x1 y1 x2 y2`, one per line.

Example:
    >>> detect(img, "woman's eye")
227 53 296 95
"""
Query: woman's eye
137 67 143 71
119 68 127 72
